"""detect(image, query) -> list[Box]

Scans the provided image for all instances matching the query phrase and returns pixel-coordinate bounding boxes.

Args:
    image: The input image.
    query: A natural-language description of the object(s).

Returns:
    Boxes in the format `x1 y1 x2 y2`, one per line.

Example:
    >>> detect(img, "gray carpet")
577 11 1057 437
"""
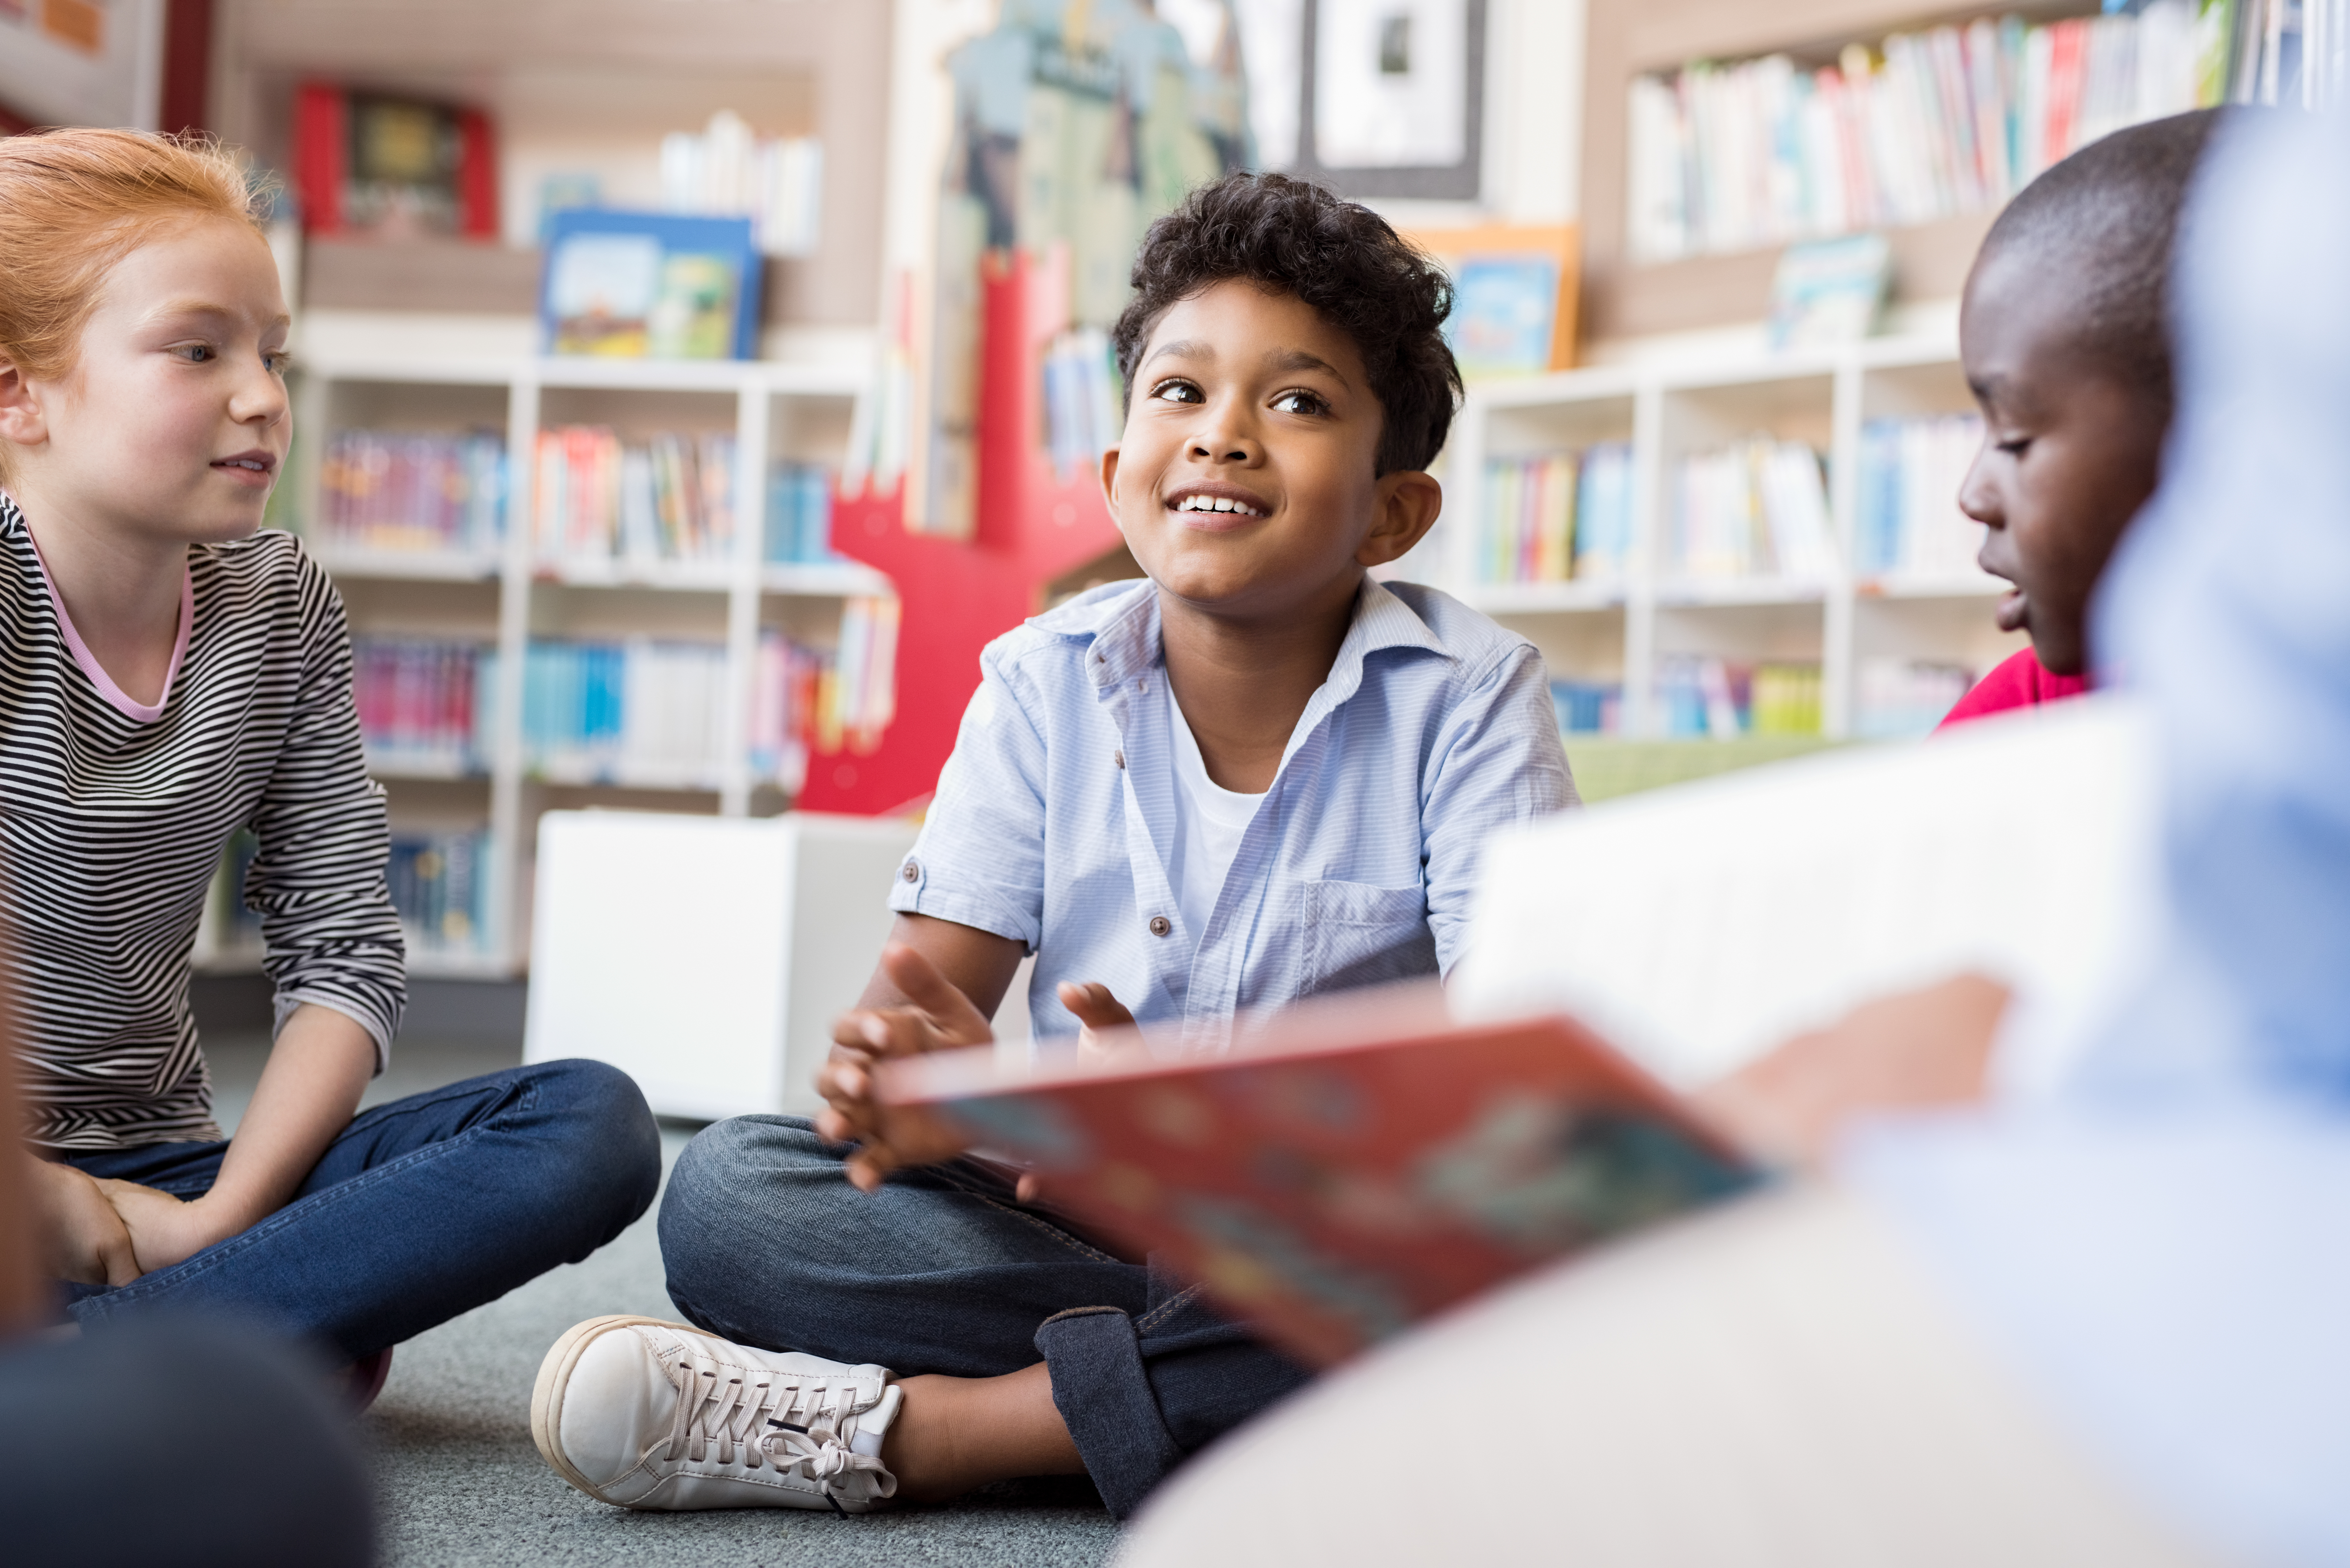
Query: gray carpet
208 1037 1122 1568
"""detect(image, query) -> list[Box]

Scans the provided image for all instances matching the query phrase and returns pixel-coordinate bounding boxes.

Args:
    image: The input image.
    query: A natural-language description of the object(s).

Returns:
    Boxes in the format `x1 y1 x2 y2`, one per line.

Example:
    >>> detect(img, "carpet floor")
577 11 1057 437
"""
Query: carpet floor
207 1037 1123 1568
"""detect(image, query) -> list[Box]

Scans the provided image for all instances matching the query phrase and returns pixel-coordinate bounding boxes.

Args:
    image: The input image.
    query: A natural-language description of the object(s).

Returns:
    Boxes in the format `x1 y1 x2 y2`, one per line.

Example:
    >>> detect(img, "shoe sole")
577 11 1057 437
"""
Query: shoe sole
531 1313 699 1505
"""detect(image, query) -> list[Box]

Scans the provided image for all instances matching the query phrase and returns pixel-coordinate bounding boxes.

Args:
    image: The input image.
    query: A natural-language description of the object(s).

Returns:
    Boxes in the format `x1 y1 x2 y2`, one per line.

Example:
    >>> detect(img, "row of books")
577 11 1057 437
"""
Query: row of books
1627 2 2211 261
1476 445 1635 586
1551 679 1624 736
353 637 490 774
317 430 505 554
658 110 824 259
1042 328 1123 483
747 598 900 791
389 828 491 954
1670 439 1834 583
1657 657 1824 739
521 639 732 785
534 427 739 565
765 462 839 566
1854 415 1991 579
208 826 491 955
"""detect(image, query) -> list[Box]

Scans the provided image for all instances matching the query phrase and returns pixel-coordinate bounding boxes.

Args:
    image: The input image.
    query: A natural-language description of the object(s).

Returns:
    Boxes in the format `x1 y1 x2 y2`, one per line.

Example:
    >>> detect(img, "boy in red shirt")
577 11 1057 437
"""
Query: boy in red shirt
1941 110 2221 728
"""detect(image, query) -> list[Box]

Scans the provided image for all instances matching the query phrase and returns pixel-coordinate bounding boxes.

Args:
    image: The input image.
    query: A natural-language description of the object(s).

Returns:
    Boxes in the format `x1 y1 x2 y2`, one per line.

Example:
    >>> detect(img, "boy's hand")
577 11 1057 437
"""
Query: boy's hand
95 1179 233 1275
819 944 997 1191
1696 973 2010 1169
27 1157 142 1288
1058 981 1137 1060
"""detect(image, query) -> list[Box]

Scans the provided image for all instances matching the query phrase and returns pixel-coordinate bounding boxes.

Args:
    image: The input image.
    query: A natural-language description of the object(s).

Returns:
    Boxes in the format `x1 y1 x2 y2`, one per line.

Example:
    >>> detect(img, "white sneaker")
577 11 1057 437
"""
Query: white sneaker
532 1315 903 1513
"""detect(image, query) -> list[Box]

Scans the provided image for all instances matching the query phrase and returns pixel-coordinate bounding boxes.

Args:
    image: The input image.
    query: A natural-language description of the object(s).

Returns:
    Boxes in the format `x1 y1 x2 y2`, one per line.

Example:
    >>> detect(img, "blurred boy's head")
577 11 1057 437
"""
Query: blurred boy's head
1960 109 2225 675
1103 173 1458 621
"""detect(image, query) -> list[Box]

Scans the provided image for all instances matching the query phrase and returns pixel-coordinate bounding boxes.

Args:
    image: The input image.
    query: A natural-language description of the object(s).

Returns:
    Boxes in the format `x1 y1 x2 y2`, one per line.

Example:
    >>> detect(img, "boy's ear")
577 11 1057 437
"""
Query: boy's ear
1097 444 1123 513
0 359 47 452
1356 469 1443 569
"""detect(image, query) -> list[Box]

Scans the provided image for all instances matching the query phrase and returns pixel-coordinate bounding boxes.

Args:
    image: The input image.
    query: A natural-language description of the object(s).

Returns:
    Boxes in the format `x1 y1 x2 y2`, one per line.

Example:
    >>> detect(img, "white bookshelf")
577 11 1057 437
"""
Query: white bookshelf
195 355 892 980
1444 334 2024 740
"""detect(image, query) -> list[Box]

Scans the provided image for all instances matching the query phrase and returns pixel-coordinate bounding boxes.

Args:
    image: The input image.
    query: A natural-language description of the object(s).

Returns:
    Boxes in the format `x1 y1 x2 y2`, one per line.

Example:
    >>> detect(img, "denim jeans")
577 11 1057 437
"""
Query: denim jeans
56 1059 661 1362
658 1115 1312 1519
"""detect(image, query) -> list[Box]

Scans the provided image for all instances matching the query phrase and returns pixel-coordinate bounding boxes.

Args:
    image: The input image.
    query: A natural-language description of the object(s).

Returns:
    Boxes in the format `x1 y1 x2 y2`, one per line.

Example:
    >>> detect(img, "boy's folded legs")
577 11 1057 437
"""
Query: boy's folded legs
59 1059 660 1361
648 1114 1308 1515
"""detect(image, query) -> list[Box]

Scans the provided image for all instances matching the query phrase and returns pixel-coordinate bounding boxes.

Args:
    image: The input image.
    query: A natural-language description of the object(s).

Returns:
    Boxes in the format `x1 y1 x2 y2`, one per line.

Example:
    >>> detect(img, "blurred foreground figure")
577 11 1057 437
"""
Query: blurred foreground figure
1122 109 2350 1568
0 987 373 1564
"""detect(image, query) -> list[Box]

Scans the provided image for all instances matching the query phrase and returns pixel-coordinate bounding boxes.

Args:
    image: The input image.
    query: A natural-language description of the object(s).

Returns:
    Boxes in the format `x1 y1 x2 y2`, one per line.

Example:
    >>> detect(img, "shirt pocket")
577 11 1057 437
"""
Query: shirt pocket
1300 878 1437 995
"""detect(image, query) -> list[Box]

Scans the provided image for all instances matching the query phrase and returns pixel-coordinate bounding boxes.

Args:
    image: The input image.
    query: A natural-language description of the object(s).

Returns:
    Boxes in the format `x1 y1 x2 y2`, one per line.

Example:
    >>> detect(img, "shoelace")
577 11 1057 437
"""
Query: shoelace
660 1353 898 1507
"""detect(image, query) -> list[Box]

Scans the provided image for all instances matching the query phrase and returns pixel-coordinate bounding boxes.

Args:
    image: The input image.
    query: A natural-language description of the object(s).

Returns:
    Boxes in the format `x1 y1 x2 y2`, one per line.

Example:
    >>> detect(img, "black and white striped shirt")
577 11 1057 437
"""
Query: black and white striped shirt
0 495 405 1150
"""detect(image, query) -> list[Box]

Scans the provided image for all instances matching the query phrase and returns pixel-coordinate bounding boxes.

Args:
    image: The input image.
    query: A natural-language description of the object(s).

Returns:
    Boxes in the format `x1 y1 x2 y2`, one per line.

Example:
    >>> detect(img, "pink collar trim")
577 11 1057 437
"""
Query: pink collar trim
21 522 193 724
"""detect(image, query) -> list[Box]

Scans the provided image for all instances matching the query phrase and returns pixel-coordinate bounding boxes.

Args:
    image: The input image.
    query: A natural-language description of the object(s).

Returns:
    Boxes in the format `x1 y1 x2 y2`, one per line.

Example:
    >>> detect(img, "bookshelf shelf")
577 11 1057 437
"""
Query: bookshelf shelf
1444 332 2025 741
276 352 893 978
1461 582 1626 615
311 547 504 582
533 559 738 593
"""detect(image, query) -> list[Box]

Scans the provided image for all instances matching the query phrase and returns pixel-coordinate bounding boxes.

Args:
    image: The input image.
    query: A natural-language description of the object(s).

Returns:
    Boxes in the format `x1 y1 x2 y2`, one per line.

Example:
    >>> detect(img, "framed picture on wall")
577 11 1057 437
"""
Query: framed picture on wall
1260 0 1487 201
540 210 762 361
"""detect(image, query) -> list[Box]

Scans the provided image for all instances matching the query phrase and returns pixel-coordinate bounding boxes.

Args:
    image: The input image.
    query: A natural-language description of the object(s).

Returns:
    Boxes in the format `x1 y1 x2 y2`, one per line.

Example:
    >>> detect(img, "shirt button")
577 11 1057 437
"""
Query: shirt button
1148 915 1171 938
900 860 920 883
1114 749 1126 770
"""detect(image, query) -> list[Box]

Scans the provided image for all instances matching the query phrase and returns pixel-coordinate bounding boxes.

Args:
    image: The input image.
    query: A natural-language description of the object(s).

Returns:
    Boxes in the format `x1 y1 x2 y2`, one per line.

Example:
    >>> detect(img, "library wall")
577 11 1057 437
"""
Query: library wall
207 0 892 327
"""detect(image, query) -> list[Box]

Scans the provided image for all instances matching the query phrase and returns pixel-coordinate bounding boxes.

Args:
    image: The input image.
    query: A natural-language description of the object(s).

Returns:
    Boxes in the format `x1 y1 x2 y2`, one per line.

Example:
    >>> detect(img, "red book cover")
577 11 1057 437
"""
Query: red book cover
292 81 346 235
882 985 1757 1368
2045 20 2087 165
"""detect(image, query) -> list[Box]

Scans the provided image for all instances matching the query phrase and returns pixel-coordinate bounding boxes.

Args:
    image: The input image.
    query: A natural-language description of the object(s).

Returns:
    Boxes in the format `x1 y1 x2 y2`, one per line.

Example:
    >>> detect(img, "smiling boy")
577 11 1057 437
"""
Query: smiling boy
531 174 1577 1519
1941 110 2224 726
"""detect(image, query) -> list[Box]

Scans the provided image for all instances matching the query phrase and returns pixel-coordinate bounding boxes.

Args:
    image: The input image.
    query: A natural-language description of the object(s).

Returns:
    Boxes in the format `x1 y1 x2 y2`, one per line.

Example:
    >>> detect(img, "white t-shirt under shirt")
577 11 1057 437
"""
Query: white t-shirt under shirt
1167 691 1268 943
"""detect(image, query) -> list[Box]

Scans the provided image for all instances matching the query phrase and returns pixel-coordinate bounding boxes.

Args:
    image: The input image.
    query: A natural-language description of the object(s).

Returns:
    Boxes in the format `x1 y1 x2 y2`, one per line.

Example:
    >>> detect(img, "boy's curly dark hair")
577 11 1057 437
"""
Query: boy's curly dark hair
1111 172 1462 476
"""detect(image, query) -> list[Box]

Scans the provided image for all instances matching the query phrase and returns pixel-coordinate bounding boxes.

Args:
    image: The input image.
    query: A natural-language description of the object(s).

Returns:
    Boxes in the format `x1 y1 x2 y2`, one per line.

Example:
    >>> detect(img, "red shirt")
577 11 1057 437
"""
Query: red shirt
1937 647 2093 730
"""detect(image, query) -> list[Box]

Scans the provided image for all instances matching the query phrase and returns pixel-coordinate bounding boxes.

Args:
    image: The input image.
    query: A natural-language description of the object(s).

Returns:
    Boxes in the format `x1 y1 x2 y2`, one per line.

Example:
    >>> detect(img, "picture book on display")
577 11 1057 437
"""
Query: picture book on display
881 985 1757 1368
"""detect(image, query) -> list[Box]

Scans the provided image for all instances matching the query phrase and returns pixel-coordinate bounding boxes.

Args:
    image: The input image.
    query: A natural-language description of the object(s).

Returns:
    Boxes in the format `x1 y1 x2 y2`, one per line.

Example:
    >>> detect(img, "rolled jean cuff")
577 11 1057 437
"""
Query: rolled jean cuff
1035 1305 1184 1519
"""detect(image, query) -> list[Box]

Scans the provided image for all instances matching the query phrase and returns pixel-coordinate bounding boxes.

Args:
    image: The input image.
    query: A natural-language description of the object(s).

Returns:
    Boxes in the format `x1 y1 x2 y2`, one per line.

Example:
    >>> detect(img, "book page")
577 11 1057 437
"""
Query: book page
1452 697 2157 1094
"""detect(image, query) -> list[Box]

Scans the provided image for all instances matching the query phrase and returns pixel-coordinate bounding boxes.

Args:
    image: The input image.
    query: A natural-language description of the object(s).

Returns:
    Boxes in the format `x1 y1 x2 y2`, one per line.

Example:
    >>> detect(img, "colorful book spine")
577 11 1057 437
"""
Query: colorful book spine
763 462 839 565
1476 445 1632 586
746 596 903 790
351 637 491 773
533 426 739 565
1550 680 1623 736
387 827 493 954
1656 656 1823 738
1669 439 1832 584
1854 414 1989 578
317 430 506 553
1041 328 1123 483
1626 2 2223 261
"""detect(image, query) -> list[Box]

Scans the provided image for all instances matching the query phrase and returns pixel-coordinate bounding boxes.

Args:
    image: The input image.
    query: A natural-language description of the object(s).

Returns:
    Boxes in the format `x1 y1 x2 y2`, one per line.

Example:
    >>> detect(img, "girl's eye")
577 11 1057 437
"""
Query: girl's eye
264 352 292 375
1150 379 1202 405
1995 437 2031 457
174 344 214 363
1271 388 1329 417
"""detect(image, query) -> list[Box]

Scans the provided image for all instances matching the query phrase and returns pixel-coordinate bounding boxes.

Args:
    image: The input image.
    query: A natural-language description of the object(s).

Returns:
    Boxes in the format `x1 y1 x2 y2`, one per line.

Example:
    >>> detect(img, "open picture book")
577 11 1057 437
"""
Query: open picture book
881 699 2152 1369
880 985 1758 1368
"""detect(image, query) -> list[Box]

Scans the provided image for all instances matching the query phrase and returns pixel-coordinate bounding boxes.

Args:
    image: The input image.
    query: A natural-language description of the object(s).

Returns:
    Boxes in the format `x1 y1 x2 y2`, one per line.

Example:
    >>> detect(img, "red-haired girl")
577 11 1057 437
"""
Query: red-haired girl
0 128 658 1388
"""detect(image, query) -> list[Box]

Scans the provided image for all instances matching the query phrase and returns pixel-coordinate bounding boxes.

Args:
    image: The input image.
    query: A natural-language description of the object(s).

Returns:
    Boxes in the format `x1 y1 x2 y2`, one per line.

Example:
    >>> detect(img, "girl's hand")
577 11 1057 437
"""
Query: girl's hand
818 944 997 1191
95 1179 234 1275
27 1157 142 1288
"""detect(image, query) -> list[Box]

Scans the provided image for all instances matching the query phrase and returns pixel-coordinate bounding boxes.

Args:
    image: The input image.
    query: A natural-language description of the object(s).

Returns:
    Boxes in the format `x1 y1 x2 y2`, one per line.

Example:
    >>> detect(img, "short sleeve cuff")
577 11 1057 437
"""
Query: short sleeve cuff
887 857 1041 952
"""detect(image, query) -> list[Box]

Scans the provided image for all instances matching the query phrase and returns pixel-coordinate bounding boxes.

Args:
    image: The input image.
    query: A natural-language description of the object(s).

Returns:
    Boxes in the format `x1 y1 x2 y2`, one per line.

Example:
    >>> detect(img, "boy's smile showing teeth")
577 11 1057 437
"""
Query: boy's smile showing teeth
1167 484 1270 520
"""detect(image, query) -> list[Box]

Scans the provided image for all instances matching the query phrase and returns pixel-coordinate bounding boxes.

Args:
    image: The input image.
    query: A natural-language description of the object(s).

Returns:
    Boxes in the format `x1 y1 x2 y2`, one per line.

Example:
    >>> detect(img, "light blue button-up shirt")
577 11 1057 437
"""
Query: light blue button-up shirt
890 575 1576 1047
